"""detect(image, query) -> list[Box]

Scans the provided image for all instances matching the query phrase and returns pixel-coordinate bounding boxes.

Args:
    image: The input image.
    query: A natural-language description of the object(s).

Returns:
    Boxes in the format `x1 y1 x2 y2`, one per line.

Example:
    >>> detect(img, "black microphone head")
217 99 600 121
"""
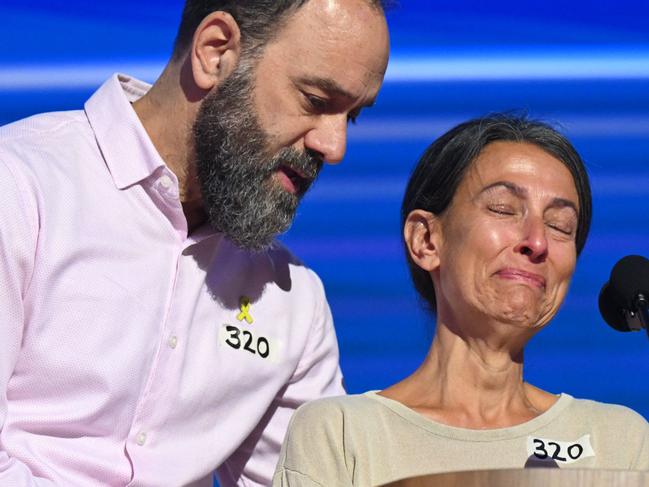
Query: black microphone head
599 282 631 331
609 255 649 308
599 255 649 332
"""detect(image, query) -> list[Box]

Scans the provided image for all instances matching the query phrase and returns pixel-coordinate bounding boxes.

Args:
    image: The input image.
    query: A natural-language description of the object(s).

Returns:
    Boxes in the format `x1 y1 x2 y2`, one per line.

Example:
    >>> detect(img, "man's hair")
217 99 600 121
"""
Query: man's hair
401 114 593 313
172 0 388 60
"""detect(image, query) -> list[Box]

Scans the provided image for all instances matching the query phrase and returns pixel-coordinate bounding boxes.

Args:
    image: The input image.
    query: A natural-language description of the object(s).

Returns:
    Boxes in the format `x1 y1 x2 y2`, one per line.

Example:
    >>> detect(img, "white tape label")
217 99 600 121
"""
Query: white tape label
527 434 595 464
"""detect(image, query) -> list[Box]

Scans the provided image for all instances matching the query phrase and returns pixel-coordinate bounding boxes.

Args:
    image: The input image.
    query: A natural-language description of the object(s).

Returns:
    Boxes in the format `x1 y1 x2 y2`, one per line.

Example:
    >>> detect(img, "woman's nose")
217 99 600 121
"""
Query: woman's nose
514 216 549 263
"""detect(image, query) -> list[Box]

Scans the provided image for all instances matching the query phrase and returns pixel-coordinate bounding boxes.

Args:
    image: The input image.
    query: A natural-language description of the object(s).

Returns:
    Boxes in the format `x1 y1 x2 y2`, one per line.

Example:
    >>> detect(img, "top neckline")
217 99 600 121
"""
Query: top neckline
363 390 573 442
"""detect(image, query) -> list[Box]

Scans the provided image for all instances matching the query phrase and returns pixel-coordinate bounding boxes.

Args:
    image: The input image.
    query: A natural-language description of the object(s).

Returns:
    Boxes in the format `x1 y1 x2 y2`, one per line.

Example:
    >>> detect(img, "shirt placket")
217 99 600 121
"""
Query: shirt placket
124 170 189 486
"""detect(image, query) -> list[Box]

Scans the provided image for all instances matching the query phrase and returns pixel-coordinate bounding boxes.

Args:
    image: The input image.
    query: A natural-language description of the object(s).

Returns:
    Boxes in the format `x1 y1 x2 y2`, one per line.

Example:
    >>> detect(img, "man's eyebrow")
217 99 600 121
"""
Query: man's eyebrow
479 181 579 213
295 76 376 108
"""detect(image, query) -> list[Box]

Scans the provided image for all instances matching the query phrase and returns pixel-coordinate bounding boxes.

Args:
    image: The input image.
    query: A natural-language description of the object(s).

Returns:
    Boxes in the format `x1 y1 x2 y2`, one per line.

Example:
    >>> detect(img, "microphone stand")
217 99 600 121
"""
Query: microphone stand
634 293 649 340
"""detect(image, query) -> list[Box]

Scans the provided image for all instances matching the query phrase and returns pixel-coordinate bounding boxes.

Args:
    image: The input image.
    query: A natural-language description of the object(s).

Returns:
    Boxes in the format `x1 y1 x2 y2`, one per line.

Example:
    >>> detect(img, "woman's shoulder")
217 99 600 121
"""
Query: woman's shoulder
289 391 413 436
283 392 390 451
277 393 400 486
566 396 648 425
291 391 386 425
557 396 649 469
561 395 649 441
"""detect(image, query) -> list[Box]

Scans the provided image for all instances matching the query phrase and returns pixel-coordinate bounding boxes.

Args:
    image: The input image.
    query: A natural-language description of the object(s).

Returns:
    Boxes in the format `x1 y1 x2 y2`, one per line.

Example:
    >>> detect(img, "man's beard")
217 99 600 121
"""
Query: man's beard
192 61 323 251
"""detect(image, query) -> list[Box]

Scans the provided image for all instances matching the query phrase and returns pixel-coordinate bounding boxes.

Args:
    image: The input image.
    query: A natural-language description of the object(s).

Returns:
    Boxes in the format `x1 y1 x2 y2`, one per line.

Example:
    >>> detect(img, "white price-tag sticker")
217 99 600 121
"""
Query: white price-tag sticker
527 434 595 464
218 323 283 363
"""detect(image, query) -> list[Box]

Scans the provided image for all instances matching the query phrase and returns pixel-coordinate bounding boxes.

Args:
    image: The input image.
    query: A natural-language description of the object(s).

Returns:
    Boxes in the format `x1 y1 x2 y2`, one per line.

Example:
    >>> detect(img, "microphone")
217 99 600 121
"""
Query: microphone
599 255 649 338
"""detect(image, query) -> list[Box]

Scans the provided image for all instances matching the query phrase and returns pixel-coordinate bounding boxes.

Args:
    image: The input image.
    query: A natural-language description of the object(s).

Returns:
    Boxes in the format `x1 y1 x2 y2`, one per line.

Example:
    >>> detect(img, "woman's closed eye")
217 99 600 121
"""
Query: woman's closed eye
545 207 577 237
546 220 576 237
487 204 517 216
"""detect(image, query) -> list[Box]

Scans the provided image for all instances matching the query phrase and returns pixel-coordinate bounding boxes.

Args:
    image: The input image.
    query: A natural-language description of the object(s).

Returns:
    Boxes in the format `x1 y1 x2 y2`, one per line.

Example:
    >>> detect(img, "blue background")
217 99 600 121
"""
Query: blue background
2 0 649 480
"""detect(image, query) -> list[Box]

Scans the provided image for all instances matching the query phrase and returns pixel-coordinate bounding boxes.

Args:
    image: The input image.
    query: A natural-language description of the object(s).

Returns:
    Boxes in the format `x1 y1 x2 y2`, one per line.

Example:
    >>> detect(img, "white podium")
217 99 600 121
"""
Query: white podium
382 468 649 487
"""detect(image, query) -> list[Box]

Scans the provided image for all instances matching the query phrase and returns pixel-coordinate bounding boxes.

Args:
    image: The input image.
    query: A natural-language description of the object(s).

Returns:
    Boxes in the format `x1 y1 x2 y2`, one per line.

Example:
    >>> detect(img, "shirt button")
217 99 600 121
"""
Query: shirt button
168 335 178 349
136 432 147 446
158 175 173 189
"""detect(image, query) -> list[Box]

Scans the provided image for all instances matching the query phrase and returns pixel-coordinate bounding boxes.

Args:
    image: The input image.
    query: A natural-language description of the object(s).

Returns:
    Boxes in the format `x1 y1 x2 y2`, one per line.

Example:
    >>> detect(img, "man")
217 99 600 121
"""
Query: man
0 0 389 485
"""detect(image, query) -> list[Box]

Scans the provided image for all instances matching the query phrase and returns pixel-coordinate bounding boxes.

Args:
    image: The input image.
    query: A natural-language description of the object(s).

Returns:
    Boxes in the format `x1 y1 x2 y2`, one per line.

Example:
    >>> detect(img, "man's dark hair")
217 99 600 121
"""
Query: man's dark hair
172 0 387 60
401 114 593 312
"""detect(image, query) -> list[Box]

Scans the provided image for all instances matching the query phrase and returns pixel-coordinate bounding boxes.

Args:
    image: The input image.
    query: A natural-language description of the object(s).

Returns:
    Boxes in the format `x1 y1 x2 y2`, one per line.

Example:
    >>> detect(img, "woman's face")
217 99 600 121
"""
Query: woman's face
433 141 580 330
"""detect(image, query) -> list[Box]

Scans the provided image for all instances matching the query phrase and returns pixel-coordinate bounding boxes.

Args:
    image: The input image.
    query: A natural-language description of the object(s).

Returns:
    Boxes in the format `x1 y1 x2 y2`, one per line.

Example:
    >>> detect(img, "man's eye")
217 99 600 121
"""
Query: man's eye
306 94 327 111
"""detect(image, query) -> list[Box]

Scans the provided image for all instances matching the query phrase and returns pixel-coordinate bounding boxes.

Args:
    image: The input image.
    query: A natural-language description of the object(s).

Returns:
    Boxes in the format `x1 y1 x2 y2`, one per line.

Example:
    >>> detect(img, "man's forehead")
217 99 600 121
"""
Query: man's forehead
279 0 388 48
274 0 389 77
309 0 385 25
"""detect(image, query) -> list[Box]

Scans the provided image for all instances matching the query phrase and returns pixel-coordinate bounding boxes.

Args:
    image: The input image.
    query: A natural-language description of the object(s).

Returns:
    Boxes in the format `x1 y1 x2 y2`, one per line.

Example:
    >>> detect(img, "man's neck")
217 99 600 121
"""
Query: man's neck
132 63 207 232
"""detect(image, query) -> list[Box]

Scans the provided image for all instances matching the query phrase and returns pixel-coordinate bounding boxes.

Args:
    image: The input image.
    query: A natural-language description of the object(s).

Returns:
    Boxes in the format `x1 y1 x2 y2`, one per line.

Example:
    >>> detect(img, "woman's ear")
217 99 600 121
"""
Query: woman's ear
190 11 242 91
404 209 441 272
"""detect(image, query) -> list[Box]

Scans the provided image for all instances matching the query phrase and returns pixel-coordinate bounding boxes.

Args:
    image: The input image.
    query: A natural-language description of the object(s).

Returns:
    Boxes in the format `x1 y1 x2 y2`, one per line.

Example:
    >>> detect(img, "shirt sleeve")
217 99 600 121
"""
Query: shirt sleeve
0 158 54 486
217 270 345 486
632 419 649 470
271 400 352 487
272 468 325 487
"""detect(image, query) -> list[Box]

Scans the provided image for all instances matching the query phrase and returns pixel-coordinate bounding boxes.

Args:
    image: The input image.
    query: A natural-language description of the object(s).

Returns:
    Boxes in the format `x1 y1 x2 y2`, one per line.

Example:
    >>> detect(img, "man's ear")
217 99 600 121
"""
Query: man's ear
404 209 441 272
190 11 242 91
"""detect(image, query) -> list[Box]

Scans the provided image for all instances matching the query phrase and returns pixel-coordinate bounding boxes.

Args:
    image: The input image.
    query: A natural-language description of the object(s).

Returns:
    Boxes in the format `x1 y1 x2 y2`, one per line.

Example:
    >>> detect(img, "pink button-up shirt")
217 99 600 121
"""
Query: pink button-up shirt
0 74 343 487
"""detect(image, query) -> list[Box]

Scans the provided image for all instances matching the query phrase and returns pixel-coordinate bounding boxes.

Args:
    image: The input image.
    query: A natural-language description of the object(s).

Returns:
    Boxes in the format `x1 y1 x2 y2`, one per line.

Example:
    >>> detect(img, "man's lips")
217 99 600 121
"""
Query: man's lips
495 268 546 288
275 165 311 195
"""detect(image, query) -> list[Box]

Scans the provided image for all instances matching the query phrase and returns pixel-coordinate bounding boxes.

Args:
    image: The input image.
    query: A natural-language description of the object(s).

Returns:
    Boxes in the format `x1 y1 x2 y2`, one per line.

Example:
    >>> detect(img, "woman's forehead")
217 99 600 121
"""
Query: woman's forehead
457 141 579 205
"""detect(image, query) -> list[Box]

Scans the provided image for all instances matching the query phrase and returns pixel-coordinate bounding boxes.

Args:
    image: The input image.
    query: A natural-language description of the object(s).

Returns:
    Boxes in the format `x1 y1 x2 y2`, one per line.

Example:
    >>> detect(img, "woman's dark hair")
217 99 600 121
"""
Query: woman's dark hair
172 0 387 60
401 114 592 312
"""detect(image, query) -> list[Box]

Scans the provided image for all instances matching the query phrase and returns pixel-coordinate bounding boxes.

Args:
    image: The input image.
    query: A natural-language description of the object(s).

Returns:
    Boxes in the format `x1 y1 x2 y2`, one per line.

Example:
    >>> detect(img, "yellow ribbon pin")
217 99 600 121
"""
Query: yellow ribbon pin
236 296 254 324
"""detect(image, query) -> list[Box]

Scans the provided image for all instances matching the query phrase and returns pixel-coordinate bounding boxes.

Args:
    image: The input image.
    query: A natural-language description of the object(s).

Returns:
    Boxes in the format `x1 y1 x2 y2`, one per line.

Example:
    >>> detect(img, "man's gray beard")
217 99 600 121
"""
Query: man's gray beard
192 62 322 251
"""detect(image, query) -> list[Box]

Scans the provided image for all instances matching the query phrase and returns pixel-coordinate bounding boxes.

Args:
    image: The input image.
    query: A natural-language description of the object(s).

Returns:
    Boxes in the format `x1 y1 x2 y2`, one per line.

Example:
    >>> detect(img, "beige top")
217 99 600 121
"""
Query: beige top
273 392 649 487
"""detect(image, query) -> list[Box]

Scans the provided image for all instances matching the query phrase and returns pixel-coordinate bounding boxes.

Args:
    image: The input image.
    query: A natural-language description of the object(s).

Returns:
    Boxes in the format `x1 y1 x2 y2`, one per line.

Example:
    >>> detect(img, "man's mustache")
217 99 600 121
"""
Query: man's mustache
269 147 323 181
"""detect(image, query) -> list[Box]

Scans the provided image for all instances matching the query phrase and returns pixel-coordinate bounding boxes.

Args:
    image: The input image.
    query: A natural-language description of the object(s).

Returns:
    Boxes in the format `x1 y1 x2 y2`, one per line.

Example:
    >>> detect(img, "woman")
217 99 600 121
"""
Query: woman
272 115 649 486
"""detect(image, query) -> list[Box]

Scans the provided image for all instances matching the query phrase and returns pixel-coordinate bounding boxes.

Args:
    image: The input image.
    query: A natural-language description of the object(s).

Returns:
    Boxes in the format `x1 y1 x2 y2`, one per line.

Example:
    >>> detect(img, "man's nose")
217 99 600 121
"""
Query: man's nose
303 116 348 164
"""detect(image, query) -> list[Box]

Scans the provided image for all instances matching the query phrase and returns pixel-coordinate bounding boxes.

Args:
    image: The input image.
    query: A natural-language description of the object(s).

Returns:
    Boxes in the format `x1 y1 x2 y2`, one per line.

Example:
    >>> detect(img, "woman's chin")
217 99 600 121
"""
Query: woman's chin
488 297 549 329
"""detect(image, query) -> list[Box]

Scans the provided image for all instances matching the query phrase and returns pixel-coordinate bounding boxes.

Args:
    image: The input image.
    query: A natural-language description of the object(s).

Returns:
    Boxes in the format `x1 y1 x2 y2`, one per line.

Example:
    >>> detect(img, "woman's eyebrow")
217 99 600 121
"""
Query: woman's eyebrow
548 197 579 214
479 181 526 198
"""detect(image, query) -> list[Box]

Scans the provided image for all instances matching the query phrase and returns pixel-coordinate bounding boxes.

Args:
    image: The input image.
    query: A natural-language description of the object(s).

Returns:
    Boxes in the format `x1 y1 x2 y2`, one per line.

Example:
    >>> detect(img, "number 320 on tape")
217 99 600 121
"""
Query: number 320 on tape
219 324 281 363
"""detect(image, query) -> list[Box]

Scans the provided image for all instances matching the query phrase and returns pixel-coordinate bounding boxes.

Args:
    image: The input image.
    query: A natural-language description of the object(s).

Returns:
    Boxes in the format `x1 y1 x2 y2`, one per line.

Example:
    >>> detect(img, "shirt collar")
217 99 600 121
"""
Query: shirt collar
84 73 167 190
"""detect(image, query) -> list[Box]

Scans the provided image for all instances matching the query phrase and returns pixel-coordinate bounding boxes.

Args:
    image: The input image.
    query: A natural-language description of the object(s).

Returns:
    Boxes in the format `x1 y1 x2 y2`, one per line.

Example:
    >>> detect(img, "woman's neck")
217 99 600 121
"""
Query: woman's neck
380 323 557 429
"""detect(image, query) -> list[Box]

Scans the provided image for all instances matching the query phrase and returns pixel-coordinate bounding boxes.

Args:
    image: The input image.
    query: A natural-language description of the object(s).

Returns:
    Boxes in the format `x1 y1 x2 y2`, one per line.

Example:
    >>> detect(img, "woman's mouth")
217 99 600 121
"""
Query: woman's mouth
495 268 546 289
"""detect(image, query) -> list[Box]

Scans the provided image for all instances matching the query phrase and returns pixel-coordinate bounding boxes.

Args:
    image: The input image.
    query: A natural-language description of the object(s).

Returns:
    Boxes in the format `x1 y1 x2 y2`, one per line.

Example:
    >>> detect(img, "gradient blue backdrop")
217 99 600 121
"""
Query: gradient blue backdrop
2 0 649 482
